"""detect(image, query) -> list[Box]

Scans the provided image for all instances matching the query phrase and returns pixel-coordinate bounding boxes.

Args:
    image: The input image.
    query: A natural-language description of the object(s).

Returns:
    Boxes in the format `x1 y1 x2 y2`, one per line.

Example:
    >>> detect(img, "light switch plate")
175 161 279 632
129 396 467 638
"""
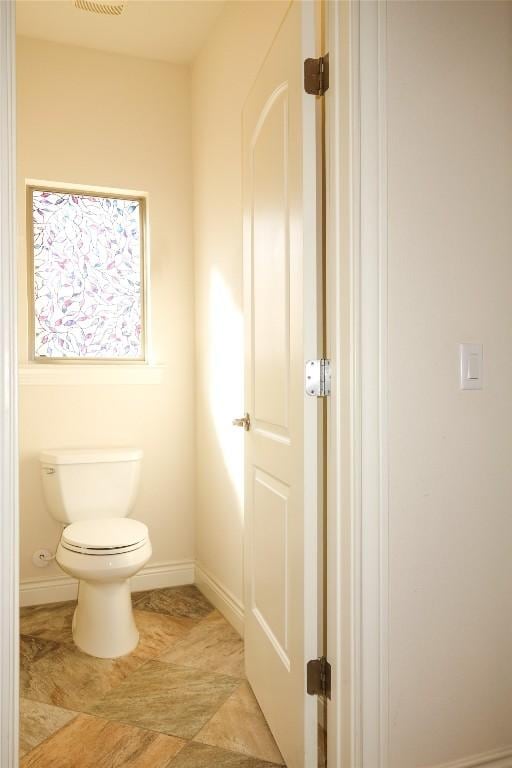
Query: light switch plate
460 343 483 390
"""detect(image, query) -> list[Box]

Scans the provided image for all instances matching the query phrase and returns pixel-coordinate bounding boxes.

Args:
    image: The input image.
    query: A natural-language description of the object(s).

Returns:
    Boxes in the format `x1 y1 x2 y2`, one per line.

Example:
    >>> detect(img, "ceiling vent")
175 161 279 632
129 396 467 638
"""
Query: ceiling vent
74 0 125 16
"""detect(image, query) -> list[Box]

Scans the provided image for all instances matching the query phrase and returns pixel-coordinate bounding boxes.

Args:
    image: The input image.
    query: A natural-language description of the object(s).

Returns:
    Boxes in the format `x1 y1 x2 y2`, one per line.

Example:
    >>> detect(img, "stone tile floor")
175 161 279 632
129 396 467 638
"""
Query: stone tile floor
20 586 285 767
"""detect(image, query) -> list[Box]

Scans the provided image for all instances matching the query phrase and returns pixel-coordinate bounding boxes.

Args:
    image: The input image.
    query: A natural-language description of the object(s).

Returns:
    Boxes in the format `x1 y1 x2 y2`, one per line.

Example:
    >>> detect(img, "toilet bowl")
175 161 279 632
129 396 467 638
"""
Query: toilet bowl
40 448 151 659
57 518 151 658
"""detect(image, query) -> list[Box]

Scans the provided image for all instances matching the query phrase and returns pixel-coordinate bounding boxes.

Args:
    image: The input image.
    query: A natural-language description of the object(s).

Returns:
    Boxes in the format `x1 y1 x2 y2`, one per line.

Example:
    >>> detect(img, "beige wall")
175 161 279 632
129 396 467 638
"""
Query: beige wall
17 37 195 581
387 2 512 765
191 1 289 606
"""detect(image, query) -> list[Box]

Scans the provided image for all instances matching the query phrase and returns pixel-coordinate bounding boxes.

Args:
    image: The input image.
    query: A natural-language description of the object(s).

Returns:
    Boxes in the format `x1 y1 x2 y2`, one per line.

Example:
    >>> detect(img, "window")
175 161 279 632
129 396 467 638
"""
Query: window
29 187 146 361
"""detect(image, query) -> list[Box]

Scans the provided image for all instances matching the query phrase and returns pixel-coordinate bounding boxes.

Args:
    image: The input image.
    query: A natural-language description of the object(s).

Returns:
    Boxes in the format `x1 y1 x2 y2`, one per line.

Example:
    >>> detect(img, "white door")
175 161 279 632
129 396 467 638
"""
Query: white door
241 3 322 766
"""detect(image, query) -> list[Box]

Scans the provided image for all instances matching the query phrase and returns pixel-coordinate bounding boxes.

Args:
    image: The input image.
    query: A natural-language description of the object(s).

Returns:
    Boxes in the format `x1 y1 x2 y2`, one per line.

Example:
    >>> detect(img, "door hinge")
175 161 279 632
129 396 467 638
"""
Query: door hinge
305 359 331 397
307 656 331 699
304 54 329 96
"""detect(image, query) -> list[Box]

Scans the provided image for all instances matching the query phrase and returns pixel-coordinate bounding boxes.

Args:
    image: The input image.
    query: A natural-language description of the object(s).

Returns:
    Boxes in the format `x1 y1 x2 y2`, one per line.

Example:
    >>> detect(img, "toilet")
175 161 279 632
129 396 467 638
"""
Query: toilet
40 448 152 659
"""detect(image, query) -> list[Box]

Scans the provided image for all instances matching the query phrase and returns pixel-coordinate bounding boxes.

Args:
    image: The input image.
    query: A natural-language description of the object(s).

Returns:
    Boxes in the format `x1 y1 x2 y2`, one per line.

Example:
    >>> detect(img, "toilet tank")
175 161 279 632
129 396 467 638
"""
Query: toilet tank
40 448 143 525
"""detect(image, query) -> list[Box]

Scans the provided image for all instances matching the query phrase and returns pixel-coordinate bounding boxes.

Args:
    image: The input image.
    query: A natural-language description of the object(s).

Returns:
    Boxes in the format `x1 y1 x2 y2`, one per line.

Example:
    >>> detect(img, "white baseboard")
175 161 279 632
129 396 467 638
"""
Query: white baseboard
20 559 195 607
132 560 195 593
429 748 512 768
20 559 244 636
20 573 78 606
194 562 244 637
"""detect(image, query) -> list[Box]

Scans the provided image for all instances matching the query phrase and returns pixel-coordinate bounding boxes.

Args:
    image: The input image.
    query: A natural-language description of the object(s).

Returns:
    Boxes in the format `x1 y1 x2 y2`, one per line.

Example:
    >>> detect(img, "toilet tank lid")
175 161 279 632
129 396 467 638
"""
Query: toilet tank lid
40 448 143 465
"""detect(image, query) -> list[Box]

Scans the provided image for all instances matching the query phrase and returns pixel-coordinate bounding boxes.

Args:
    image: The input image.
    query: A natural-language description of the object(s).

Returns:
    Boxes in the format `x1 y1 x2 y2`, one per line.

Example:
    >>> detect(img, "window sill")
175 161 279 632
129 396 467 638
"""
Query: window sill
18 364 164 387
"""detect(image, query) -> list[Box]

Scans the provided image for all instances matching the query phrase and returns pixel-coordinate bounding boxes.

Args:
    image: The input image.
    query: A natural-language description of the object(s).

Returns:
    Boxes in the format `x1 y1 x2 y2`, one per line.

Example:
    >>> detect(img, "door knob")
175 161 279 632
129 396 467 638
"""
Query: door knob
232 413 251 431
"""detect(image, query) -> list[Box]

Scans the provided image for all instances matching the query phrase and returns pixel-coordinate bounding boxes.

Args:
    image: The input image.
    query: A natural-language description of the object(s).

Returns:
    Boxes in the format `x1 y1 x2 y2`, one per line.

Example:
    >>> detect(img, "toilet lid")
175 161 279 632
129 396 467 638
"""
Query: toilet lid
62 518 148 554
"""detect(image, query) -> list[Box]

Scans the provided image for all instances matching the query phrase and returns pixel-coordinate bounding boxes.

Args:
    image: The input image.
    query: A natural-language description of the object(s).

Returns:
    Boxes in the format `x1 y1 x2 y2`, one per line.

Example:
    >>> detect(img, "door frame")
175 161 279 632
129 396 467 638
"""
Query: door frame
0 2 19 768
326 1 389 767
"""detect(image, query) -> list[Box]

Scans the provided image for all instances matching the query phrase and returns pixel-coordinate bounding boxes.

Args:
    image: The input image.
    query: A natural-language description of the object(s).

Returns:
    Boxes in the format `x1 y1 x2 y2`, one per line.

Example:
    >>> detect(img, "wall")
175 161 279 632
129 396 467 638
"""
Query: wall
191 1 289 618
17 38 195 591
386 2 512 766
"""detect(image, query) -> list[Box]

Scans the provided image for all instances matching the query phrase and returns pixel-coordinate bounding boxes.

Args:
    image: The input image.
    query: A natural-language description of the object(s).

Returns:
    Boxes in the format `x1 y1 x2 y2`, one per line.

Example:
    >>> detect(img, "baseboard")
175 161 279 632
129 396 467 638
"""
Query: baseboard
132 560 195 593
20 559 195 607
20 573 78 606
194 562 244 637
20 559 244 636
428 747 512 768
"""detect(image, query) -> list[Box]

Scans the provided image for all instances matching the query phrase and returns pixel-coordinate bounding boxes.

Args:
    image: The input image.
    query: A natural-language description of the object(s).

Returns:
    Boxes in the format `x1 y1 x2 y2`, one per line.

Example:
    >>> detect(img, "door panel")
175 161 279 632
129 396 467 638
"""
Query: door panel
252 85 290 433
253 469 289 660
242 3 320 765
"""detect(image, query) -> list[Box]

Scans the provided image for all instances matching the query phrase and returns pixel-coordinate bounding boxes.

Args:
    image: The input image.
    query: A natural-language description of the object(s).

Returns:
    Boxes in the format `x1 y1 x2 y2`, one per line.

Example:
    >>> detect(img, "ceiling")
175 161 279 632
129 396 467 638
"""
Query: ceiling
16 0 225 63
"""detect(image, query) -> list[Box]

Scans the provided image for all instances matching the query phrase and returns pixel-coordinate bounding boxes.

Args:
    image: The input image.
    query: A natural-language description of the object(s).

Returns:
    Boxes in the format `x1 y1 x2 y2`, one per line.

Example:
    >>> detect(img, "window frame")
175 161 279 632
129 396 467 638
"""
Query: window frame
27 184 148 364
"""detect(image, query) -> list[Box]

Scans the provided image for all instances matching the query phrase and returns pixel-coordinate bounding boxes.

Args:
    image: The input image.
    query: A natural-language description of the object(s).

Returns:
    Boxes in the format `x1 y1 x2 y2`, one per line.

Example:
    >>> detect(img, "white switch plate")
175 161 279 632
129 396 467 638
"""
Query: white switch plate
460 343 483 390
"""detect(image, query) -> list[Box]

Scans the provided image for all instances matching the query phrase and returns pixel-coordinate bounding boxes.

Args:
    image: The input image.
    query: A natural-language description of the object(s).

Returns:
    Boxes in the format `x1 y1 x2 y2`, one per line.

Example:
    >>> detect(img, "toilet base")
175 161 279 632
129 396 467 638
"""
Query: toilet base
73 579 139 659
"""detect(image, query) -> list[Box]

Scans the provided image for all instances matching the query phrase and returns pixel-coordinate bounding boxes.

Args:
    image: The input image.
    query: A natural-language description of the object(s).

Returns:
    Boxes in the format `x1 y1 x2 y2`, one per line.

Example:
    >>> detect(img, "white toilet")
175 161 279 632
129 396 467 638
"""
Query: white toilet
40 448 152 659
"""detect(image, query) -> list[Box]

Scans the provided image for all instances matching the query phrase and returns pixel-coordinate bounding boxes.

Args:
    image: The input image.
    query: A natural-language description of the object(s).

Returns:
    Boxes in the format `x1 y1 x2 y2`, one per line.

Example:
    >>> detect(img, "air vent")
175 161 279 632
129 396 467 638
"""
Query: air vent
74 0 125 16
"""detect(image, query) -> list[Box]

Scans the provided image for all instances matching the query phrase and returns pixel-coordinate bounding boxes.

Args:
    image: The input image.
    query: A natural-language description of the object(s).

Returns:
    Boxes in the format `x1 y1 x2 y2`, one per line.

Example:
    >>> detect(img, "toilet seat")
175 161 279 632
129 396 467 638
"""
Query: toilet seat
61 518 148 556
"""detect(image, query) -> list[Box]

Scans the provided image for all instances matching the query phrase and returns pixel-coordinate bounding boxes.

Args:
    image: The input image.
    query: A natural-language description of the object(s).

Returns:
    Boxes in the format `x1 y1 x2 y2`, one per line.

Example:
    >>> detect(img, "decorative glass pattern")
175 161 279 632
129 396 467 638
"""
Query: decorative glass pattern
32 189 144 359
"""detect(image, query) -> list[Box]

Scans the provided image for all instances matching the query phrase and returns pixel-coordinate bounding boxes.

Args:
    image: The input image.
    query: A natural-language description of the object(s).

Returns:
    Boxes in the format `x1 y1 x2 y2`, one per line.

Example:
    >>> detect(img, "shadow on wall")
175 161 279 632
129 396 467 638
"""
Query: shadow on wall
20 452 63 578
208 268 244 511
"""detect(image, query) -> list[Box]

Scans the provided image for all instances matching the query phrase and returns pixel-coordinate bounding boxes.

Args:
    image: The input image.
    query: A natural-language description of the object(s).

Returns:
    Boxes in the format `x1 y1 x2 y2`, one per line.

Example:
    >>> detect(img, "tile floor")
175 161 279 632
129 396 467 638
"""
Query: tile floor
20 586 285 768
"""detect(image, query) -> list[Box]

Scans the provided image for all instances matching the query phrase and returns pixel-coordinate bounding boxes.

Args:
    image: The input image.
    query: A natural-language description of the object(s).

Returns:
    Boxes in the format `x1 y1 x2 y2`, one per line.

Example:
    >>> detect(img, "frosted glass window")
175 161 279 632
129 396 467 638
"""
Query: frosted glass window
30 188 145 360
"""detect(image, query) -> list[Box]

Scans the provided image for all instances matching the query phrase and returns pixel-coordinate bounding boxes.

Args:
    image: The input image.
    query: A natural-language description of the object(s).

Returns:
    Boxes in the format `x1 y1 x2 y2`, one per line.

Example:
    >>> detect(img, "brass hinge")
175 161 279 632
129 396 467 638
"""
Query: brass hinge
304 54 329 96
307 656 331 699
